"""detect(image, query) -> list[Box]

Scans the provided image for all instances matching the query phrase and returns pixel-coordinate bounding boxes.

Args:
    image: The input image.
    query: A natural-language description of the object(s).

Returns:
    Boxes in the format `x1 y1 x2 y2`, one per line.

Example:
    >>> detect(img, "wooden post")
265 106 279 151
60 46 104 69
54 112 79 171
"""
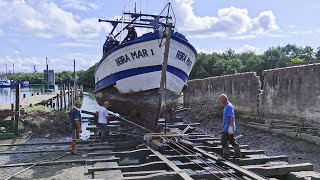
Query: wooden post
56 94 60 110
155 23 173 132
60 90 63 110
11 103 14 133
63 84 66 110
50 98 53 108
14 84 21 136
67 83 71 106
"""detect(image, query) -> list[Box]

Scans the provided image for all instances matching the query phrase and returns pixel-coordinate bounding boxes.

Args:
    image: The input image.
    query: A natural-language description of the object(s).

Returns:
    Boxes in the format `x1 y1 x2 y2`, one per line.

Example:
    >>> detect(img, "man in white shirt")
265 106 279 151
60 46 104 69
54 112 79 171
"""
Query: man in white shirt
95 101 115 142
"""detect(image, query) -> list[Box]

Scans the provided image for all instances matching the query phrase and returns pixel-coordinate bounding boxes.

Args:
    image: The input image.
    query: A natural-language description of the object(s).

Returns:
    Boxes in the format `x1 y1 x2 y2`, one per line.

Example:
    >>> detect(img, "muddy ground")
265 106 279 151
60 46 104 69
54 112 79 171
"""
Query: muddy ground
0 107 91 180
177 103 320 172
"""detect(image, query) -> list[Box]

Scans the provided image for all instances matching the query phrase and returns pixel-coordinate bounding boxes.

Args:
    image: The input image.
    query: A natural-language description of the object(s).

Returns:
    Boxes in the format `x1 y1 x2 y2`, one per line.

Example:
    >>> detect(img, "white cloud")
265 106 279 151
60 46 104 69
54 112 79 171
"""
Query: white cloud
195 47 213 54
0 0 111 39
172 0 280 37
235 44 260 54
56 42 98 47
0 53 101 73
61 0 98 11
251 10 280 33
229 35 257 40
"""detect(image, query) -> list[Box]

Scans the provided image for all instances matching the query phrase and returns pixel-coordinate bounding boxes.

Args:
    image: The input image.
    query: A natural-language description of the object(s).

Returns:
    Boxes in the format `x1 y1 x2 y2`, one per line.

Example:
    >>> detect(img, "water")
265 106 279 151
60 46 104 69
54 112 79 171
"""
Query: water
79 89 100 140
0 86 100 140
0 86 44 105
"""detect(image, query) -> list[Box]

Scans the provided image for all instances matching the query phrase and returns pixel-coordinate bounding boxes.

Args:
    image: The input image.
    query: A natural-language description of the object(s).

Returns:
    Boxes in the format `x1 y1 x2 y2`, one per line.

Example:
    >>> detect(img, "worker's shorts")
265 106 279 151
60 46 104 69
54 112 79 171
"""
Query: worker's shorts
71 129 80 140
221 132 238 148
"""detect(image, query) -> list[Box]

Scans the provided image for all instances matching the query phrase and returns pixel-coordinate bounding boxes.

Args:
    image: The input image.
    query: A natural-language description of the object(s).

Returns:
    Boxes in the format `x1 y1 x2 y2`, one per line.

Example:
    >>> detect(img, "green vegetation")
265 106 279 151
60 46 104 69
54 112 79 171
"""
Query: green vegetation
5 44 320 87
189 44 319 79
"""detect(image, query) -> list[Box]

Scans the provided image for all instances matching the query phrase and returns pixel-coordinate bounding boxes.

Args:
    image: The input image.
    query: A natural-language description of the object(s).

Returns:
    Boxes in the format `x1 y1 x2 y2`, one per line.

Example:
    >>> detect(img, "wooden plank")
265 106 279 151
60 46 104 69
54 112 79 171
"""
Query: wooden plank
0 146 115 155
88 161 167 174
194 147 267 180
0 110 19 117
122 171 179 180
147 147 193 180
243 163 314 177
0 157 119 168
122 170 169 177
88 148 151 157
229 155 288 166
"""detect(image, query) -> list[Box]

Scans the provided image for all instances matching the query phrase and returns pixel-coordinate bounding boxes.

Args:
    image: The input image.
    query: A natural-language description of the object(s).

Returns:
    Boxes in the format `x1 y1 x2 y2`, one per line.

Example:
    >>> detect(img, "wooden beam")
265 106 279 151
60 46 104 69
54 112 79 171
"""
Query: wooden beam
88 148 151 157
147 147 193 180
0 146 115 155
229 155 288 166
243 163 313 177
0 157 119 168
88 161 167 174
194 147 267 180
122 171 179 180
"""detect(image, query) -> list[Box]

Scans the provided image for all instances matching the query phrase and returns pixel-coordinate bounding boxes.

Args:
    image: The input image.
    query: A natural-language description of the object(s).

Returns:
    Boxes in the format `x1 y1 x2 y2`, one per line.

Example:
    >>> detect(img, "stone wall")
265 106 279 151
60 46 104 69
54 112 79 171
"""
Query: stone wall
261 63 320 122
183 72 261 115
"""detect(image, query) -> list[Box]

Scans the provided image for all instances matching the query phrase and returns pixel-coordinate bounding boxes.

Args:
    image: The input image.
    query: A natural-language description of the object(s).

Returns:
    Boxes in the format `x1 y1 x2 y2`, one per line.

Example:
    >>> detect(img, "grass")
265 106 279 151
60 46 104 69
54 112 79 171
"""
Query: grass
24 105 53 112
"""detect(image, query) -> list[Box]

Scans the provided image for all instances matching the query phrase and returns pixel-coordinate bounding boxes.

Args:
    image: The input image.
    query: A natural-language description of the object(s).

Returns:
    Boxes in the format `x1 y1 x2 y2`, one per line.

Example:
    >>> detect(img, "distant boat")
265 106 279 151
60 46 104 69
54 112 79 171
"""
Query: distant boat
0 76 11 88
10 80 30 87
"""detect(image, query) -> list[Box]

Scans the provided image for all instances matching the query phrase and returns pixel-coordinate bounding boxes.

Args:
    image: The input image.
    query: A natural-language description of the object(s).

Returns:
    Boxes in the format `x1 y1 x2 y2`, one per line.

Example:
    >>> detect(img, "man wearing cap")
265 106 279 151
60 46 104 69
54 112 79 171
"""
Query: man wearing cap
95 101 115 142
69 100 82 155
103 34 119 54
121 25 137 44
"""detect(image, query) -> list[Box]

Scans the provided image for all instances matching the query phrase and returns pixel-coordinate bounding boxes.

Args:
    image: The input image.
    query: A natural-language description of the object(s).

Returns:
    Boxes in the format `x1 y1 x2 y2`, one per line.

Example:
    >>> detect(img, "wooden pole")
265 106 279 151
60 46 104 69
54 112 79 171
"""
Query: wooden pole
60 90 63 110
63 84 66 110
56 94 60 110
154 23 172 132
14 84 21 136
11 103 14 133
68 83 71 106
49 98 53 108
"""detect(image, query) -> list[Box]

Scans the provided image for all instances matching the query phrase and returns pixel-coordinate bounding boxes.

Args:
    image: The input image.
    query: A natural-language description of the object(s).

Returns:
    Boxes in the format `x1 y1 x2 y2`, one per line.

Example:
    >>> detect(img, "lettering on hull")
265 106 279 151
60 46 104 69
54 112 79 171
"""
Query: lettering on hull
115 49 155 66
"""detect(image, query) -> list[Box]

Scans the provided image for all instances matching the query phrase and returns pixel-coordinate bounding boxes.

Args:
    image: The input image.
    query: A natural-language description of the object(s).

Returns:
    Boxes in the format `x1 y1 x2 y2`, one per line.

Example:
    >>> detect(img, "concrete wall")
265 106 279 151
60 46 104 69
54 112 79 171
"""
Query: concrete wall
261 63 320 122
183 72 261 115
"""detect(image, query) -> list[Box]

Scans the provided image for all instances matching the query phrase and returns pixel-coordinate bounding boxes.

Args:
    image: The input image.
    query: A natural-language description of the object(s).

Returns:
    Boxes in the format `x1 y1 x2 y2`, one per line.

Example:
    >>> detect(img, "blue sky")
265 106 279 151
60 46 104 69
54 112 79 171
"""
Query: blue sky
0 0 319 73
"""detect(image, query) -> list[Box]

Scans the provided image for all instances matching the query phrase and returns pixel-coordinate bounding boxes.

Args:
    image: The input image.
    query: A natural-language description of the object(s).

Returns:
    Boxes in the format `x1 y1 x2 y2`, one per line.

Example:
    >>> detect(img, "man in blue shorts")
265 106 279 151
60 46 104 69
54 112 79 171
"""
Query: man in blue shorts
69 100 82 155
219 94 242 159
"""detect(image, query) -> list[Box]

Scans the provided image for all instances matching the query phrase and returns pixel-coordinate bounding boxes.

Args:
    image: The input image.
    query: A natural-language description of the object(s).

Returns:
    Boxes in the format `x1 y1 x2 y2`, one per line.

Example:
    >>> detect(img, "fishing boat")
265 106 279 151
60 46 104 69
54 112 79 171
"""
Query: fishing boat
94 3 197 130
0 76 11 88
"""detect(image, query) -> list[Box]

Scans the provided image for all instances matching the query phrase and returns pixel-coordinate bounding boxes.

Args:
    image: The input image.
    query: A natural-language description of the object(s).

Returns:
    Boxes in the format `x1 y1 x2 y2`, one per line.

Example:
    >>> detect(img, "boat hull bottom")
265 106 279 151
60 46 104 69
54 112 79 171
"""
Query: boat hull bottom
95 86 179 131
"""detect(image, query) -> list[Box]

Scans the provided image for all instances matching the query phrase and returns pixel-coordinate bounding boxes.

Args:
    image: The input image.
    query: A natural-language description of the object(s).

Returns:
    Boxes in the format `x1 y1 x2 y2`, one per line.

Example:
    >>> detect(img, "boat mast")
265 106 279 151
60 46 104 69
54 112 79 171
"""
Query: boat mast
155 3 172 133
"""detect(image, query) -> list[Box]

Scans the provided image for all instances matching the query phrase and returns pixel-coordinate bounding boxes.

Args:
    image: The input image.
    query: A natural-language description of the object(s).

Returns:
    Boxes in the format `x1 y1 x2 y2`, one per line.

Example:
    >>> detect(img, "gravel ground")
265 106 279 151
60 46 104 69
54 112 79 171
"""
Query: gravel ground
177 104 320 172
1 105 319 179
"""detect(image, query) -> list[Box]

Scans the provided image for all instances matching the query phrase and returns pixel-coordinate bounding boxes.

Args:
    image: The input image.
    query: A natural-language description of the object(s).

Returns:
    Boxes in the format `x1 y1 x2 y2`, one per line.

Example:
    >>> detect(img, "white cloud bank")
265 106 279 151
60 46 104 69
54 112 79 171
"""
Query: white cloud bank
173 0 280 37
0 0 111 39
0 53 101 73
196 44 260 54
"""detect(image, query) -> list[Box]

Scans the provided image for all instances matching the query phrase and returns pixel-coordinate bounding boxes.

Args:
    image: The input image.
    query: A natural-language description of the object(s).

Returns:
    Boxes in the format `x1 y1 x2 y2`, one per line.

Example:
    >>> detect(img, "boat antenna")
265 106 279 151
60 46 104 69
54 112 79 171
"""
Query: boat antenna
134 2 136 13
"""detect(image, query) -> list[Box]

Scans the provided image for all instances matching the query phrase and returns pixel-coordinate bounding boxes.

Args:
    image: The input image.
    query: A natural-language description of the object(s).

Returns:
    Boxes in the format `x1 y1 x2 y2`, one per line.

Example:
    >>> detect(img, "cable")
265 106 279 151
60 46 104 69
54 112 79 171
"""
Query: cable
166 143 222 179
174 141 243 180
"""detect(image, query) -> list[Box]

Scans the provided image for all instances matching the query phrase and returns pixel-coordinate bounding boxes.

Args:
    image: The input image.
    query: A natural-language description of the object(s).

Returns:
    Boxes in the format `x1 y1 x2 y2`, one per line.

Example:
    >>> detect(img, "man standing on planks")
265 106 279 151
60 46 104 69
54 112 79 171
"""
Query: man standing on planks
95 101 116 142
219 94 242 159
69 100 82 155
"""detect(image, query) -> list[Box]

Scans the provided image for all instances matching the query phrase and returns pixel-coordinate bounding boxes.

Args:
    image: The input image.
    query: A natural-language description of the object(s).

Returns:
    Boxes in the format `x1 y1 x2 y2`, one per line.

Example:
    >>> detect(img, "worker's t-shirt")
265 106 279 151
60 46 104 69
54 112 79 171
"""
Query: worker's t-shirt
222 102 236 132
69 108 82 130
97 106 108 124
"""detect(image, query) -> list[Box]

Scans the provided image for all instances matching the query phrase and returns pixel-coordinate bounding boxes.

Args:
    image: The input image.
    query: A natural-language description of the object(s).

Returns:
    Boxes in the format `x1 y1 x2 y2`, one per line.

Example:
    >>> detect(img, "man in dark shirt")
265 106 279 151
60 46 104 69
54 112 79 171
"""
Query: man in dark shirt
69 100 82 155
103 35 119 54
121 25 137 44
